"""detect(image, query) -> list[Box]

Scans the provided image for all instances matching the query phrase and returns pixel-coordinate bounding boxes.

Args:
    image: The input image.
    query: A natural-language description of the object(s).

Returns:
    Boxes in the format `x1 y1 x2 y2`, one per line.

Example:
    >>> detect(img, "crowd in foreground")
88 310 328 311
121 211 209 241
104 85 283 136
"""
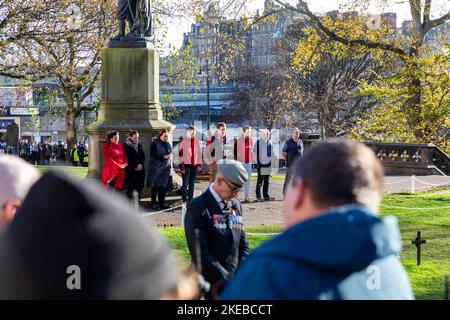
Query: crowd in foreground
0 138 414 299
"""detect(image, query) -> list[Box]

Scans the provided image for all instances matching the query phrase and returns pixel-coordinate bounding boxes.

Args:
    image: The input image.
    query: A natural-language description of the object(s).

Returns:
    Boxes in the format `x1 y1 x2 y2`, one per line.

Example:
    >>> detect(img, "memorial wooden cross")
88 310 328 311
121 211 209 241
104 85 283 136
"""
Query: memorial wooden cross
411 231 426 266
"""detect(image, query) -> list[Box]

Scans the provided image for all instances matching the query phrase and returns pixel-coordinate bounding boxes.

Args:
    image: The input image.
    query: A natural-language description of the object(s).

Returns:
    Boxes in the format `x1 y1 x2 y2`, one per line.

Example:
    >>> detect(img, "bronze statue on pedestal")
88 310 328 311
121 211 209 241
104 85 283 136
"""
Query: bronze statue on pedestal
111 0 153 43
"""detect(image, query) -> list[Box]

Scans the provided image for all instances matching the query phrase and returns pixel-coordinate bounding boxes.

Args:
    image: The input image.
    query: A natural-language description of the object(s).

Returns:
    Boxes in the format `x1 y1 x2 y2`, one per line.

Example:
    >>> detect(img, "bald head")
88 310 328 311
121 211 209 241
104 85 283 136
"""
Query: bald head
260 129 270 140
291 128 300 140
0 155 41 228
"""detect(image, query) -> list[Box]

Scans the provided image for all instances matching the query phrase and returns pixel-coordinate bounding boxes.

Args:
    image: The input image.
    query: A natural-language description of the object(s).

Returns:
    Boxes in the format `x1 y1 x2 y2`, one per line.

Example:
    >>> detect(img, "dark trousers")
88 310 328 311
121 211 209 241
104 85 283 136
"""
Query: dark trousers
151 187 166 206
283 166 294 196
181 165 198 202
125 172 145 200
126 185 142 201
256 174 270 199
31 151 38 165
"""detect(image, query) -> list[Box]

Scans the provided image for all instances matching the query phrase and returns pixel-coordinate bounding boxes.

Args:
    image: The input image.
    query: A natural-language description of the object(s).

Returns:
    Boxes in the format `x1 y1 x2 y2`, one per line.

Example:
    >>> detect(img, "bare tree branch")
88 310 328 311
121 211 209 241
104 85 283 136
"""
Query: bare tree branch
423 0 432 25
426 10 450 31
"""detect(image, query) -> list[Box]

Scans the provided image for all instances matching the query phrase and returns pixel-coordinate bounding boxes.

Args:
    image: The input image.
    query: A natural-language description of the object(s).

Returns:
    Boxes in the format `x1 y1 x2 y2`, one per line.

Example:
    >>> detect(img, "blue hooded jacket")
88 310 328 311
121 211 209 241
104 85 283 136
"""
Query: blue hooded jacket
221 205 414 300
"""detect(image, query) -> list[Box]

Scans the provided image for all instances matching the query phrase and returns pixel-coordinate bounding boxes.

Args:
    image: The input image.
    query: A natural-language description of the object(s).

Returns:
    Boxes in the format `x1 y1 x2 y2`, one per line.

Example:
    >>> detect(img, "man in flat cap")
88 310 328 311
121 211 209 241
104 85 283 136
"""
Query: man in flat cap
184 159 250 299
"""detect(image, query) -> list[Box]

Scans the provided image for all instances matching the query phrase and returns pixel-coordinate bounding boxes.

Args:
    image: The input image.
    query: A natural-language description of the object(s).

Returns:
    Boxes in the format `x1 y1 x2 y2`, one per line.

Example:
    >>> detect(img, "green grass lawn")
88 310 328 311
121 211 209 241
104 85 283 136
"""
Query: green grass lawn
250 174 285 181
36 165 88 179
34 165 285 181
160 188 450 300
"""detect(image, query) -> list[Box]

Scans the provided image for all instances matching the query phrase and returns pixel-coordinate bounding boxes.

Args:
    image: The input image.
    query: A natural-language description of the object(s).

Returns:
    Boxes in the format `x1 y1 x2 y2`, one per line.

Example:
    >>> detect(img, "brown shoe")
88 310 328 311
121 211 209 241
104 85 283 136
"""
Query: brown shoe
244 197 252 203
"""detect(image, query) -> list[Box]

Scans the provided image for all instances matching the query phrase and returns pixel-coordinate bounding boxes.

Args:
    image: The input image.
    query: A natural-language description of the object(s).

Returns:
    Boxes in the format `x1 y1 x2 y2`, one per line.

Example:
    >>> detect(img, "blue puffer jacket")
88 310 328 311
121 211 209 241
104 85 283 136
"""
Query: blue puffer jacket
221 205 414 300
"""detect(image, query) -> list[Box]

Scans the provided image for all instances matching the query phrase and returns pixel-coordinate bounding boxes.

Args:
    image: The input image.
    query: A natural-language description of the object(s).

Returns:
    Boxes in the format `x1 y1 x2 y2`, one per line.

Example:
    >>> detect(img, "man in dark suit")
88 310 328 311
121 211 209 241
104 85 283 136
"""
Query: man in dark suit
184 159 250 299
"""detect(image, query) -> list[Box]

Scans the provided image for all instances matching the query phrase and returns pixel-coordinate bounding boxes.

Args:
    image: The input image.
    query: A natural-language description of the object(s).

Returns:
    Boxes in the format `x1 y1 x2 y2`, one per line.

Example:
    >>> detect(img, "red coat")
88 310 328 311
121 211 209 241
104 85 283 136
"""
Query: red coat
205 134 226 165
234 136 253 164
179 136 202 170
101 141 128 187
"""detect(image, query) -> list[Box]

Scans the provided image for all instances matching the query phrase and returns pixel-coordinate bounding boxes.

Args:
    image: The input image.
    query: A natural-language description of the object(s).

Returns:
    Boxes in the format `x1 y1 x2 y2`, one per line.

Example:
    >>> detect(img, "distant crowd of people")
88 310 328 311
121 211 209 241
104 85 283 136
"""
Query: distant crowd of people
0 139 89 167
0 138 414 300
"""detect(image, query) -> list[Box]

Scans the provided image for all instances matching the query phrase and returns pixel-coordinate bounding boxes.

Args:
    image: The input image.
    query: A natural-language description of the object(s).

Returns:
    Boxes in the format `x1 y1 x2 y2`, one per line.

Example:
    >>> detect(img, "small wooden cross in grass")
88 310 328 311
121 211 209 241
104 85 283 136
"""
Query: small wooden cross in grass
411 231 426 266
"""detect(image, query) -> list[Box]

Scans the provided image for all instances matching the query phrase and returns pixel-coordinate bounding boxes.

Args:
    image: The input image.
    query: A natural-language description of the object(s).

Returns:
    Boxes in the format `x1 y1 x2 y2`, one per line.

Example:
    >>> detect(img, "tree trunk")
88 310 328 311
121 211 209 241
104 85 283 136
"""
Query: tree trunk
66 93 77 151
318 111 326 140
405 48 424 141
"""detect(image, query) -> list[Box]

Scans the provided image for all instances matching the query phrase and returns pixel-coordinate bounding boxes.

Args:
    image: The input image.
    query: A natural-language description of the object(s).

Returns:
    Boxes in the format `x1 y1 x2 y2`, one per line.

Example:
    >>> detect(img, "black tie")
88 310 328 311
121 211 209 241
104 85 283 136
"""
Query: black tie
221 200 230 213
221 201 231 230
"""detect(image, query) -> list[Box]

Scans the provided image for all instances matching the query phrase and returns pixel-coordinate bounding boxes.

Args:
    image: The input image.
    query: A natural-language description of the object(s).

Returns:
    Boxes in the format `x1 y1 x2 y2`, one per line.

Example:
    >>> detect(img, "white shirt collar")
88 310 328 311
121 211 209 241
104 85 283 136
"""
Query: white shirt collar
209 184 225 209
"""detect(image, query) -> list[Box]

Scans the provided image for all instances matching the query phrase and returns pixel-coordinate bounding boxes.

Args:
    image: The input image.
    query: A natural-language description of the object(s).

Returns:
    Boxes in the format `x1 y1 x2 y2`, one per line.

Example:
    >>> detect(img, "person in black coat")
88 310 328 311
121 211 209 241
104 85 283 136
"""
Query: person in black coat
123 130 146 200
56 141 68 165
22 139 30 162
77 144 86 165
146 129 172 210
44 141 52 165
282 128 304 195
0 171 177 299
38 142 50 165
184 159 250 299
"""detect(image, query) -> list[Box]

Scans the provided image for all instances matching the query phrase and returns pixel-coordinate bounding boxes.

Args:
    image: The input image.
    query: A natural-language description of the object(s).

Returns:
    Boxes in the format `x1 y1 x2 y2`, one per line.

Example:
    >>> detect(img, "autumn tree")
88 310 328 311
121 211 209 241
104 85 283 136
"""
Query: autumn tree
272 18 393 138
350 42 450 153
230 65 302 130
183 2 248 84
0 0 201 148
0 1 62 77
202 0 448 144
270 0 449 143
1 1 116 149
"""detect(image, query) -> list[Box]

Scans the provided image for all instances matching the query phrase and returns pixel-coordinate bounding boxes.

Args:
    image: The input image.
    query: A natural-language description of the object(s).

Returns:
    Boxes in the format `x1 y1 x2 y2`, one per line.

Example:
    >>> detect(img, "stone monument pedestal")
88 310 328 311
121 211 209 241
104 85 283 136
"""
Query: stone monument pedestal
86 47 174 179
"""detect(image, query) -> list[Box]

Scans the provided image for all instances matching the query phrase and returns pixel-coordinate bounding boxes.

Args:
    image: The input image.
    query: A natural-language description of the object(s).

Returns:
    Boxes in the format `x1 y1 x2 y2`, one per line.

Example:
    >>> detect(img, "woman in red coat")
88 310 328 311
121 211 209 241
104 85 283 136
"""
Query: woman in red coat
101 131 128 190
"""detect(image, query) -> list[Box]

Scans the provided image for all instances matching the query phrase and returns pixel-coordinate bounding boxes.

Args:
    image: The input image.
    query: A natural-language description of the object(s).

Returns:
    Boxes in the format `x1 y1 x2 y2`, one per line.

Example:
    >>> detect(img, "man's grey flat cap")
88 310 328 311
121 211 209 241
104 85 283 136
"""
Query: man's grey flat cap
217 159 249 188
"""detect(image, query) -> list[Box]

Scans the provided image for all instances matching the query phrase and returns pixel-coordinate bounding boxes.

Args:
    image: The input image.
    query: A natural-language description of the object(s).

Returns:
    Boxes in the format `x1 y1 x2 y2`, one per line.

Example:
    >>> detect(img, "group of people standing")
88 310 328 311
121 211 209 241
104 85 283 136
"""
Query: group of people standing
4 139 81 166
100 124 304 209
69 143 89 167
177 123 304 204
181 124 305 299
3 138 89 167
101 129 172 210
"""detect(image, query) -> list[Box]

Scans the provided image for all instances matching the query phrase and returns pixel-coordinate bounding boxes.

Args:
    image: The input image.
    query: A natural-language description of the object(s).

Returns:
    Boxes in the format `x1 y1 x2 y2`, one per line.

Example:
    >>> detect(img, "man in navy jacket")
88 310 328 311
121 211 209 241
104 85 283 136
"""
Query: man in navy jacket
221 140 413 300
